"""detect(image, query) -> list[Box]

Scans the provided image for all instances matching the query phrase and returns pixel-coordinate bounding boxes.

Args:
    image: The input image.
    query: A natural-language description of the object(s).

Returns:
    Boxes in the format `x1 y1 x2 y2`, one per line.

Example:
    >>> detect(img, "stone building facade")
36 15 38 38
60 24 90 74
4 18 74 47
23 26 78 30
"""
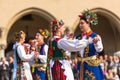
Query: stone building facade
0 0 120 57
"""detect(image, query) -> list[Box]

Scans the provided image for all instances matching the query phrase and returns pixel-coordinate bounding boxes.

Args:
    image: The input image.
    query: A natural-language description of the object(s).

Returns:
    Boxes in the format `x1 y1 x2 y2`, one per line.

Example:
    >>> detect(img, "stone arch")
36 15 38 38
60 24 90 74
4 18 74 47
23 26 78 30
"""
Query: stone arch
3 7 56 57
5 7 56 42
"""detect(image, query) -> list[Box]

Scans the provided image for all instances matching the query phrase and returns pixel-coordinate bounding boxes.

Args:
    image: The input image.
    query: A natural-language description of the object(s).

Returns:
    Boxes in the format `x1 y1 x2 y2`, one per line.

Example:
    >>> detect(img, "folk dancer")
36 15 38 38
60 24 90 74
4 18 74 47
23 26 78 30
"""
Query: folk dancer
75 9 104 80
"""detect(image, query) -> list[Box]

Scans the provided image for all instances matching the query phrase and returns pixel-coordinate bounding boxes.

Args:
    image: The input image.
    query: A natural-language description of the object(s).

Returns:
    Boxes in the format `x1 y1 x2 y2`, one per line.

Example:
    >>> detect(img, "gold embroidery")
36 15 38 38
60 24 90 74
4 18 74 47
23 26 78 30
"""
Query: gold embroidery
86 70 95 80
78 37 81 40
84 46 89 58
34 63 47 72
86 55 100 66
78 55 100 66
84 36 89 58
77 36 82 57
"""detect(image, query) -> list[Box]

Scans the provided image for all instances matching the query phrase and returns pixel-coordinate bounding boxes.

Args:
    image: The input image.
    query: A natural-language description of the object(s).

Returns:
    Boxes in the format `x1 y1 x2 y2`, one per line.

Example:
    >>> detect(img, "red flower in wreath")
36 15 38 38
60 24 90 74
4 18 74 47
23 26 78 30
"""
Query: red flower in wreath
52 20 58 24
79 15 85 18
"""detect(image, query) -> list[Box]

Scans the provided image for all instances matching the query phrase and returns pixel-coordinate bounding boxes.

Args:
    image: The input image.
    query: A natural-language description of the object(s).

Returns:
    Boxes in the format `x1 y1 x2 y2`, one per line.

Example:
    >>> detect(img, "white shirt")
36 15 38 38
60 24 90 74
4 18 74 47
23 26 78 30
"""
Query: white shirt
79 35 103 57
17 45 34 61
53 36 89 52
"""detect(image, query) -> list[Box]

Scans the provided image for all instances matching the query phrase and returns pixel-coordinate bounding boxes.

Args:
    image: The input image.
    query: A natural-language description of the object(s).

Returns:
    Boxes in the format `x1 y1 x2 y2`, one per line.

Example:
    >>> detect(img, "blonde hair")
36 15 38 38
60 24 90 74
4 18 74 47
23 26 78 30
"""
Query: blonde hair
14 31 26 42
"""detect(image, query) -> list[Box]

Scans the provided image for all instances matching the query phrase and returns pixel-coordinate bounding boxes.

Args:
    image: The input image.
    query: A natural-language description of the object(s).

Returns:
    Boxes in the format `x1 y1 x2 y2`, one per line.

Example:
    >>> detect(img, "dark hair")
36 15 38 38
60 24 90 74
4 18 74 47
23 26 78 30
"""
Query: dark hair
80 18 92 27
80 17 89 24
51 25 59 34
50 20 63 35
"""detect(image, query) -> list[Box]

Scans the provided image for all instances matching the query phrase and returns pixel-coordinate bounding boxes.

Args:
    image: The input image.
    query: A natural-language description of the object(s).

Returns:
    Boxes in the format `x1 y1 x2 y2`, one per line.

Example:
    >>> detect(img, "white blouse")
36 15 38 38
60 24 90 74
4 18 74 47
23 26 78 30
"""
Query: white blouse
53 36 89 52
17 45 34 61
94 35 103 52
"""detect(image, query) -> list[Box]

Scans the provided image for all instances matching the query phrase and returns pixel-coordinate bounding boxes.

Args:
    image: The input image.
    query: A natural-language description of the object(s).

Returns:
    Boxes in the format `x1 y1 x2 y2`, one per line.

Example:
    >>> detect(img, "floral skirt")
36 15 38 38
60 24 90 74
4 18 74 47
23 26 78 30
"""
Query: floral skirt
51 60 66 80
16 62 33 80
50 59 74 80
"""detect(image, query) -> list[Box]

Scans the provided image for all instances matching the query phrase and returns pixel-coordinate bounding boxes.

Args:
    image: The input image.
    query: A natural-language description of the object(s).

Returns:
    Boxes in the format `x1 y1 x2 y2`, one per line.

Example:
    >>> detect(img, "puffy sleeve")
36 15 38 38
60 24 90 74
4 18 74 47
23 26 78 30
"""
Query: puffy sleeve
94 35 103 52
57 38 89 51
17 45 34 61
39 45 48 63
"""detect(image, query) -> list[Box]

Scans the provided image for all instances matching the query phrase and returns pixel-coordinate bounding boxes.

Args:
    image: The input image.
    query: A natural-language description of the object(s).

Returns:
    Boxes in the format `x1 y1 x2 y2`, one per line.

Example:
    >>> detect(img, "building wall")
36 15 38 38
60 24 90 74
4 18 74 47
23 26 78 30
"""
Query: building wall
0 0 120 57
0 0 120 28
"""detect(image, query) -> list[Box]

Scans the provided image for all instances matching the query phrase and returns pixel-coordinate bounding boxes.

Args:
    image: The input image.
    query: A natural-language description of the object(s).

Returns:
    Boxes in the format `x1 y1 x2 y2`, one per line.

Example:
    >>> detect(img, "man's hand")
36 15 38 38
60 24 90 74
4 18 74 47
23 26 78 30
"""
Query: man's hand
93 35 100 44
67 33 74 39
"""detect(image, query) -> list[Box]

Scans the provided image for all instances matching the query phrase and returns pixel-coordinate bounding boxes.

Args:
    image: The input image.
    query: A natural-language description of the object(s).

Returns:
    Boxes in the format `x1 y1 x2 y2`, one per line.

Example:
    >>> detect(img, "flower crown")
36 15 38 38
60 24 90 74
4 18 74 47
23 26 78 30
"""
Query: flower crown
79 9 98 25
39 29 50 38
51 20 64 28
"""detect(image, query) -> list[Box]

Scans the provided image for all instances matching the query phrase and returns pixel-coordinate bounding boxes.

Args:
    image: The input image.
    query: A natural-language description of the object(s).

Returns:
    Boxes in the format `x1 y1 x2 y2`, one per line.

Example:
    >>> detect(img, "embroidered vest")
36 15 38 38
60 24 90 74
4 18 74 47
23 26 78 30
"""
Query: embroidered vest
38 43 46 63
76 32 100 66
75 32 98 57
52 38 65 59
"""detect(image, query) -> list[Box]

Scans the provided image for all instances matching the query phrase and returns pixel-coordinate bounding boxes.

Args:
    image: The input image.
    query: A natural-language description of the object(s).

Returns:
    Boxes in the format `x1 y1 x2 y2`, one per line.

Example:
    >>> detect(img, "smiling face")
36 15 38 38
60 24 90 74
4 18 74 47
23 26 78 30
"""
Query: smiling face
35 32 44 42
20 35 25 44
79 19 90 32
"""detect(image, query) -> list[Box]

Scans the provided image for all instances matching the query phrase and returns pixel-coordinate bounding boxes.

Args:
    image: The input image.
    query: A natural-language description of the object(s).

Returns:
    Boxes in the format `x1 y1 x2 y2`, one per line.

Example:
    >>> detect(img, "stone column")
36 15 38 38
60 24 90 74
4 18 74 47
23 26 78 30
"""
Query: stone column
0 44 5 58
0 27 6 58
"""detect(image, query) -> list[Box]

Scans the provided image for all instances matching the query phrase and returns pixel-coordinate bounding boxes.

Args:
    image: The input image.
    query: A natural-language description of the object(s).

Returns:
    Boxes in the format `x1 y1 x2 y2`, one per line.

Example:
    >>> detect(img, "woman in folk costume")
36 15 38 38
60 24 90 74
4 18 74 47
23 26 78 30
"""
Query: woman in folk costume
12 31 35 80
49 20 93 80
34 29 49 80
75 9 104 80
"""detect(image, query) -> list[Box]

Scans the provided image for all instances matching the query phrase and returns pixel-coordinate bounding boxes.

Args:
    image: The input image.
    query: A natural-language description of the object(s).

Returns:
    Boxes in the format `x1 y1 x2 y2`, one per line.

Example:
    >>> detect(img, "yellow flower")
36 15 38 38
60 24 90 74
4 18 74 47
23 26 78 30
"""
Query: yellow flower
42 32 45 36
21 34 24 37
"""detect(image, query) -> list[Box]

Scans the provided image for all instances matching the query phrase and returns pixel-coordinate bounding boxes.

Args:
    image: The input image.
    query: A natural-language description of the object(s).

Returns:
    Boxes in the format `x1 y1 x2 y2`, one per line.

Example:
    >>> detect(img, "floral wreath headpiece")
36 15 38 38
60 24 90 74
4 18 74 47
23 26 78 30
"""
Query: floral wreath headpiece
50 20 64 28
39 29 50 38
79 9 98 25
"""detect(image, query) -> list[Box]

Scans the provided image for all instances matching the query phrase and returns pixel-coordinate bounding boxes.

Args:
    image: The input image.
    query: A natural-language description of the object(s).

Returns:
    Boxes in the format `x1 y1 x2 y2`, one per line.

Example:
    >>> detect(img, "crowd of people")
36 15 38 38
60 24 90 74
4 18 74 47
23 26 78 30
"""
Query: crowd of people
0 57 14 80
99 54 120 80
67 54 120 80
0 54 120 80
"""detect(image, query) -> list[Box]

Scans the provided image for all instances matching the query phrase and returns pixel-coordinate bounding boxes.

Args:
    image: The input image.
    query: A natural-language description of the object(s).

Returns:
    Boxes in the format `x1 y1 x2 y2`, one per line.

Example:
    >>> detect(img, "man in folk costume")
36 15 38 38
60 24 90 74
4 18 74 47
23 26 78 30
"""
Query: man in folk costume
12 31 36 80
34 29 49 80
75 9 104 80
49 20 94 80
